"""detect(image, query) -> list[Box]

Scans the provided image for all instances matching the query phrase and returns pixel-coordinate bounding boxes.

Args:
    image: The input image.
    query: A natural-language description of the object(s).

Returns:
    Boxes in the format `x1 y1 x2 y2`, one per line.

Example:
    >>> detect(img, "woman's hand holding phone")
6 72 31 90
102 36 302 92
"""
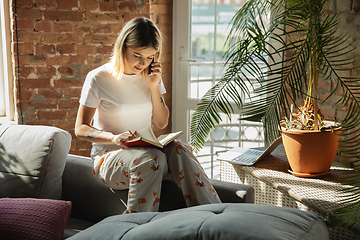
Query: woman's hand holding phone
146 52 162 86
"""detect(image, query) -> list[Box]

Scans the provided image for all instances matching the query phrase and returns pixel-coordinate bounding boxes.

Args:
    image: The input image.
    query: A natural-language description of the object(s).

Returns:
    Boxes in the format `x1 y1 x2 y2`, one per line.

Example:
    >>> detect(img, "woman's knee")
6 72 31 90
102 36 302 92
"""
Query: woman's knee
131 148 167 169
147 148 167 169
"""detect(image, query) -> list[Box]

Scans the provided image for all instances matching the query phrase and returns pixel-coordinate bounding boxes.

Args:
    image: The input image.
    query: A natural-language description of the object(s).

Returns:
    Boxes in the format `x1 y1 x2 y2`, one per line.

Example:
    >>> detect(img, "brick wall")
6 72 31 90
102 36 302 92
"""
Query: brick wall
11 0 173 156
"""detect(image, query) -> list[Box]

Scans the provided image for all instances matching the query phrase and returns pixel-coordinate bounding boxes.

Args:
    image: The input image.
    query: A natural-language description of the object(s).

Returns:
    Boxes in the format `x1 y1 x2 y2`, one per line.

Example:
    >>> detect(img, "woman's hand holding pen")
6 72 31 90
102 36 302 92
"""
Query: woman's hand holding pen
112 130 138 145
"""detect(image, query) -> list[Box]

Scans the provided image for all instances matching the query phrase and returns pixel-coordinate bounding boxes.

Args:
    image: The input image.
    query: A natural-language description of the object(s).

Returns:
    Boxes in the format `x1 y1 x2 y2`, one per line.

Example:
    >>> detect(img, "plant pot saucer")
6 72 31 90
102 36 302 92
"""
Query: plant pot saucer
288 167 331 177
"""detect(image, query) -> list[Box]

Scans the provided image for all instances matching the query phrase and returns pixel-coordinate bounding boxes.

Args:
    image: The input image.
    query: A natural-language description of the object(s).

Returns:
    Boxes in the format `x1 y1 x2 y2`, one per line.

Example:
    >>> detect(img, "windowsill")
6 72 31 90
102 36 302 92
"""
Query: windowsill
0 117 16 125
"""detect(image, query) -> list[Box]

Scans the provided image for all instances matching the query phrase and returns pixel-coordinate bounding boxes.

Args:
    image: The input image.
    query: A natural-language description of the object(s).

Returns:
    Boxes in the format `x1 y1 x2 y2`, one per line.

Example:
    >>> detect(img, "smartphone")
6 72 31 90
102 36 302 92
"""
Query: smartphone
148 54 157 75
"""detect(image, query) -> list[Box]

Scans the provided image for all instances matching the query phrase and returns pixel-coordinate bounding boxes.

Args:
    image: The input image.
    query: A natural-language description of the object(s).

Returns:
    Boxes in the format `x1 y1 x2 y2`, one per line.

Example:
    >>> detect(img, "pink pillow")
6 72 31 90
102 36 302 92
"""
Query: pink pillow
0 198 71 240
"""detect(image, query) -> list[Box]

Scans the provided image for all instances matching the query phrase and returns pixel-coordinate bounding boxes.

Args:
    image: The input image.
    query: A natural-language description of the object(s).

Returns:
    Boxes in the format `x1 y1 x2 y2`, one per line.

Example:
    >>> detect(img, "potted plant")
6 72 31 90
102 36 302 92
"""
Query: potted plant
190 0 360 227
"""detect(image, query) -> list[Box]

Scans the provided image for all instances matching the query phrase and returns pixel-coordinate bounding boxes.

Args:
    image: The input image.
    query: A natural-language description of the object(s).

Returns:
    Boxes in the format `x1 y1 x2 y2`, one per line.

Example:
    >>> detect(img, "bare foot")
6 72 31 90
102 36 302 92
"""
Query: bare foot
124 208 137 214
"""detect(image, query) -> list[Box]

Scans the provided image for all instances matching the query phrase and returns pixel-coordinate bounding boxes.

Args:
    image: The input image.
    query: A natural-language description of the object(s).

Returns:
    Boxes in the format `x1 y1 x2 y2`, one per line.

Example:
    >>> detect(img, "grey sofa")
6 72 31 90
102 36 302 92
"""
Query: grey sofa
0 124 329 240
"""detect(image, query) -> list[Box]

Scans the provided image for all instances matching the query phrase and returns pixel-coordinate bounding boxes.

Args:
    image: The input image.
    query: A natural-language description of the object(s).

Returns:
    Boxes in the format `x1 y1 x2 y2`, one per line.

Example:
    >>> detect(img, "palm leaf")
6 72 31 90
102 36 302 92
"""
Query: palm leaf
190 0 360 227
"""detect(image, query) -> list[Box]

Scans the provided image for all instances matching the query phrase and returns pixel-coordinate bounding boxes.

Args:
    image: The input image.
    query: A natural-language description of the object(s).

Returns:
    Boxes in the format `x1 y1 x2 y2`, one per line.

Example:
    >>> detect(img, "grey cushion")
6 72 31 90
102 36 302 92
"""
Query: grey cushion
0 124 71 199
67 203 329 240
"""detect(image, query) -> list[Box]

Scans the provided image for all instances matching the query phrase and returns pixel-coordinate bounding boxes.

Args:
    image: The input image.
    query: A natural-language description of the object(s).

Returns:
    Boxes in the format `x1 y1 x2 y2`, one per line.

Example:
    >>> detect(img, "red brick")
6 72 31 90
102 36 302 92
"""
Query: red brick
17 43 34 54
16 8 43 20
158 14 172 25
123 14 150 22
97 45 113 55
19 55 46 65
58 99 79 109
99 1 118 12
19 66 35 78
17 20 34 30
57 44 76 54
37 110 67 120
68 130 76 140
84 34 117 44
69 148 91 157
78 65 95 76
61 88 83 99
36 45 56 54
53 78 84 88
16 0 34 8
57 120 76 130
25 112 37 122
25 100 58 109
86 56 107 65
75 139 92 149
36 66 56 77
77 45 96 54
158 24 171 35
138 3 150 14
35 21 52 32
37 88 62 99
161 0 172 3
93 24 112 34
26 120 54 126
44 11 83 21
43 34 83 44
58 66 75 75
157 0 172 4
20 78 51 89
159 51 171 63
161 42 171 54
69 149 81 155
150 4 169 14
85 13 122 22
79 0 98 11
67 108 79 119
119 2 137 13
36 0 57 9
46 55 85 66
19 89 36 101
75 22 92 33
112 23 123 34
58 0 78 10
54 22 73 32
17 32 41 43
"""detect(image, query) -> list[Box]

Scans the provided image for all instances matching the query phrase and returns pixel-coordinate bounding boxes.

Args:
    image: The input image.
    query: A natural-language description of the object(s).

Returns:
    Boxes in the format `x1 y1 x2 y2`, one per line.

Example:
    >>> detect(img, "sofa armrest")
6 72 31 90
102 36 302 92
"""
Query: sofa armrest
62 154 254 223
0 124 71 199
212 179 254 204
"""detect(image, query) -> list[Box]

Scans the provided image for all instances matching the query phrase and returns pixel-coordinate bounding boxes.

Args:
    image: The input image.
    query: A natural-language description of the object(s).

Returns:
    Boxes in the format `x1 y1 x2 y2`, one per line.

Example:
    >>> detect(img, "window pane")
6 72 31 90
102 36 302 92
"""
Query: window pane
189 0 265 179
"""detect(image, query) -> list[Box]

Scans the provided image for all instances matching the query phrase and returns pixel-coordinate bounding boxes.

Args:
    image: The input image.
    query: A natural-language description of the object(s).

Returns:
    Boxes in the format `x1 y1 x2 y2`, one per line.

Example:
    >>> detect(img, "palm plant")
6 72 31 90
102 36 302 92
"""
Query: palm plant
190 0 360 227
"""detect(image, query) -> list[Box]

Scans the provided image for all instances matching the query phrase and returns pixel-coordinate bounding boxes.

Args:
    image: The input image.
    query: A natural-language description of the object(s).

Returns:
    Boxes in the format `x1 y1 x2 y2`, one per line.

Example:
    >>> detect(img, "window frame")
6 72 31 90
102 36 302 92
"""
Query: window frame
0 0 15 124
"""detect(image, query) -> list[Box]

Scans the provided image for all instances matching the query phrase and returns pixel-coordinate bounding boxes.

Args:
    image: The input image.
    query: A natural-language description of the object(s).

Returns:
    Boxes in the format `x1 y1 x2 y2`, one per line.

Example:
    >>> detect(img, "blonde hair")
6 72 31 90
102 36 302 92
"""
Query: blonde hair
109 17 163 79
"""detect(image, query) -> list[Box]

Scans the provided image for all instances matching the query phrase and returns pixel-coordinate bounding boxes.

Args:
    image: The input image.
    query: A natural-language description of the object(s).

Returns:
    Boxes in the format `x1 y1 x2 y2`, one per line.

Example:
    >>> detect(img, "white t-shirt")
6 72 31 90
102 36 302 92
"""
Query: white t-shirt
79 63 166 156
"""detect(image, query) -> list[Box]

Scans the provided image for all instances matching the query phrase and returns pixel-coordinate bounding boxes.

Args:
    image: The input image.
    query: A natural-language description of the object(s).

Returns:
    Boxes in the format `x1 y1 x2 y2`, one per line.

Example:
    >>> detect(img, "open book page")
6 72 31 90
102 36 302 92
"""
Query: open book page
137 125 158 143
157 131 183 146
123 126 183 148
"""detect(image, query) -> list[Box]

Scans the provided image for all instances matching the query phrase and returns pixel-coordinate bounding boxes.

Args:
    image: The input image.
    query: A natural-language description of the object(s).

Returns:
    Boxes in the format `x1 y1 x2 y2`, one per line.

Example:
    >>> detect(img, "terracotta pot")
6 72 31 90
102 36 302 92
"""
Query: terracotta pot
281 128 340 177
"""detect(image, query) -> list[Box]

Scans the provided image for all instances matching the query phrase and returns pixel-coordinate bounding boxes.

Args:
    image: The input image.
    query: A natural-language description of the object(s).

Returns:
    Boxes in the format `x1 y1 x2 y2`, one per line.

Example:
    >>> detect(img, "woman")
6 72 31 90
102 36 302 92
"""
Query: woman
75 17 221 214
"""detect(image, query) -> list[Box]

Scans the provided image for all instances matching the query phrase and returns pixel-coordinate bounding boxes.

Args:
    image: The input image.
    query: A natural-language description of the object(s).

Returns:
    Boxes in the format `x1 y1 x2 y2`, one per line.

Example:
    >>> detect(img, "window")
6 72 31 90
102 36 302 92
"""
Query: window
0 0 15 124
174 0 266 179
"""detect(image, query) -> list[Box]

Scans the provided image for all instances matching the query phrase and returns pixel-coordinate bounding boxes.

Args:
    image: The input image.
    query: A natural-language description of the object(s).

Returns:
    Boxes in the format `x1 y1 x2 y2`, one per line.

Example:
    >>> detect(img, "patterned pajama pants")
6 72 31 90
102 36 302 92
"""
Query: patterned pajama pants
93 140 222 212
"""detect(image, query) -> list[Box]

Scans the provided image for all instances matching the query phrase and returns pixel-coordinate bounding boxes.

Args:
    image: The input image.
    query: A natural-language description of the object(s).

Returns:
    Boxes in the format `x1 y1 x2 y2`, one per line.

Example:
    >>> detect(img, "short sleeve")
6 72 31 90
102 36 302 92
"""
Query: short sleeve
79 72 100 108
158 78 166 95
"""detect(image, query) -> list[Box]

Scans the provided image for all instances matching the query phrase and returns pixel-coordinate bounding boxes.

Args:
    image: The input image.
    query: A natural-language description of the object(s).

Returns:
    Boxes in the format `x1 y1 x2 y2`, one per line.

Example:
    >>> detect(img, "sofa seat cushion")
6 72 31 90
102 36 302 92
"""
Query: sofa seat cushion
0 198 72 240
0 124 71 199
67 203 328 240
